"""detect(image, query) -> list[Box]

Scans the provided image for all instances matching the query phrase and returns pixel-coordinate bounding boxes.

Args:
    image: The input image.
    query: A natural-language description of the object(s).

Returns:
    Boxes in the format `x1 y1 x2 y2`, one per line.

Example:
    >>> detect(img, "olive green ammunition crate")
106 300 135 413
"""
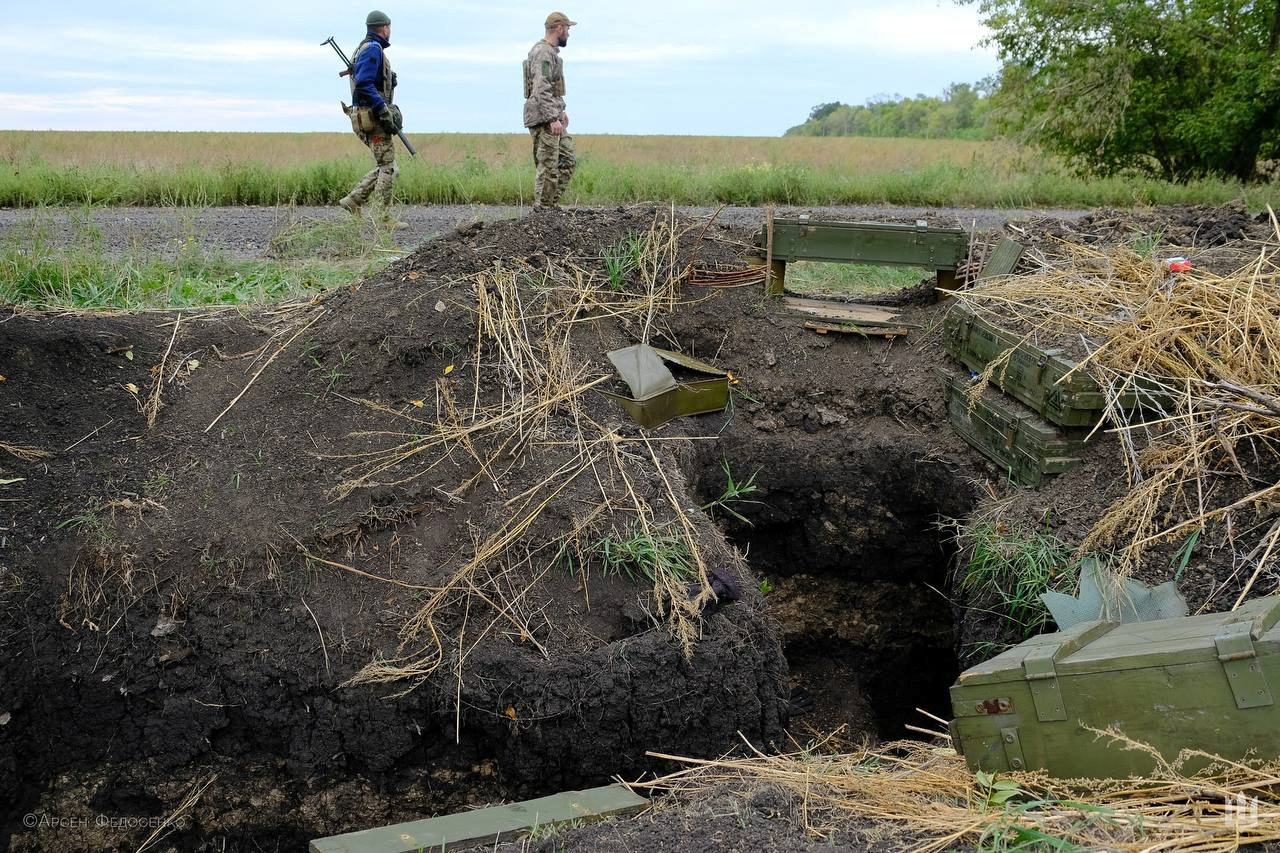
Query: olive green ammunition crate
950 595 1280 779
943 303 1151 427
937 367 1091 487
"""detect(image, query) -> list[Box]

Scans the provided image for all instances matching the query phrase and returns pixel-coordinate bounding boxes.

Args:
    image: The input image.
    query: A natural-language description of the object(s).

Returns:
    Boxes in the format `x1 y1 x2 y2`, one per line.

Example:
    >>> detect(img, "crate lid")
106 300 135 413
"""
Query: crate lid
957 594 1280 686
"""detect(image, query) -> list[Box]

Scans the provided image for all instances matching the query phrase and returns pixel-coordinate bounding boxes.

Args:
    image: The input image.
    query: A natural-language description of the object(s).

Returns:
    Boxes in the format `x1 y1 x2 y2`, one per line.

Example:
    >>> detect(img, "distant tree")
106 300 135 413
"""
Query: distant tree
961 0 1280 182
785 83 995 139
808 102 844 124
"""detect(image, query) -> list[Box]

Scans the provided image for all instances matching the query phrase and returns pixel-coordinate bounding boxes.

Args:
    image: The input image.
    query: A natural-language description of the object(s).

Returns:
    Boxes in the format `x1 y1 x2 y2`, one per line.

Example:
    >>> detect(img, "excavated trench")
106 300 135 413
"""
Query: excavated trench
696 431 977 741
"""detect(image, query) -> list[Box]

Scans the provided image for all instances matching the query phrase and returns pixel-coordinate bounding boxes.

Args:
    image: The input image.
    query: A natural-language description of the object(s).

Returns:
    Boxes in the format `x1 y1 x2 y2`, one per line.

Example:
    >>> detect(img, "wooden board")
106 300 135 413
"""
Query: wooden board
804 321 911 339
937 366 1092 487
782 296 899 325
977 236 1025 281
309 784 648 853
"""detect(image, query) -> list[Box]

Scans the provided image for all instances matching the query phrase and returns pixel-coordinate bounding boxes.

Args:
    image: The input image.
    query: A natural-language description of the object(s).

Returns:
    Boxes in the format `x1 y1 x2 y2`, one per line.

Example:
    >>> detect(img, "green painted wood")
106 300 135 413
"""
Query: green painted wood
950 596 1280 778
755 218 968 269
309 784 648 853
937 367 1092 487
942 303 1113 427
977 236 1025 281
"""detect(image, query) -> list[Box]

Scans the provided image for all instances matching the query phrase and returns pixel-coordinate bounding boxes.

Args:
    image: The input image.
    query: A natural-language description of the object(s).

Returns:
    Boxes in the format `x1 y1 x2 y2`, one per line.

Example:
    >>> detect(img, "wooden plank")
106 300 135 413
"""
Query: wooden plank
977 236 1025 281
803 321 911 339
782 296 898 324
937 367 1091 487
756 218 968 268
309 784 648 853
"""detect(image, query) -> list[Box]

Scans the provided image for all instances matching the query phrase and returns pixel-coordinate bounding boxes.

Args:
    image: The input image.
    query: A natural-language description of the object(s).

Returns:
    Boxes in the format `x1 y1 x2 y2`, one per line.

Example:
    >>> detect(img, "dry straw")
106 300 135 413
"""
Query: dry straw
956 219 1280 590
637 732 1280 853
341 213 715 691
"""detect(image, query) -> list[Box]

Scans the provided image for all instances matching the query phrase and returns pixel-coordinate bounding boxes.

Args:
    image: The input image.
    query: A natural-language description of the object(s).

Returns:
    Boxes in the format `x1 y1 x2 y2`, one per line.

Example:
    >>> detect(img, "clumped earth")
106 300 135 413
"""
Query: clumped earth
1 202 1270 852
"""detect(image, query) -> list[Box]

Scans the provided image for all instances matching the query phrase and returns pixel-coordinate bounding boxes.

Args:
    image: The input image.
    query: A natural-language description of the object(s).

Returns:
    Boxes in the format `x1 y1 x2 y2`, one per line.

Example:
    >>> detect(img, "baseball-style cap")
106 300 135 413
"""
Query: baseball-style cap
545 11 577 27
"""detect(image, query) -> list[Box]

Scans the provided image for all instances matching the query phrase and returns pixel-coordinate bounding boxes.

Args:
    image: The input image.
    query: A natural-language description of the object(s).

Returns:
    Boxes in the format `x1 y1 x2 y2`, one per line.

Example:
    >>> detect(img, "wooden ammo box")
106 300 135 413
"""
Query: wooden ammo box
943 302 1152 428
937 367 1091 487
950 595 1280 779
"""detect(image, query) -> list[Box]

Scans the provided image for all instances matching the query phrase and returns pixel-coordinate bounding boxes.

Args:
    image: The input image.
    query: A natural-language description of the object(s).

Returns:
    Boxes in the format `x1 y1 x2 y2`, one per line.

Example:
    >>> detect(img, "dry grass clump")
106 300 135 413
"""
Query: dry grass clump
340 213 717 691
1 441 52 462
638 731 1280 852
955 222 1280 593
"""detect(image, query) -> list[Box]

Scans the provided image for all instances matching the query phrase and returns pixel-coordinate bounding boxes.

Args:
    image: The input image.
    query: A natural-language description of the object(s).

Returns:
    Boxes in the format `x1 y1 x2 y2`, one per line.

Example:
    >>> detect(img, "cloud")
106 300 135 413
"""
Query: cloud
0 90 331 120
396 41 724 66
3 27 320 64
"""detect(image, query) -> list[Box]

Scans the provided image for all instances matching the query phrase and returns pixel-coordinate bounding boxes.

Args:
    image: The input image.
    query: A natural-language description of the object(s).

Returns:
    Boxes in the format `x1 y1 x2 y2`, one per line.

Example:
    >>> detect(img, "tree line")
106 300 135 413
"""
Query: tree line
785 82 996 140
792 0 1280 183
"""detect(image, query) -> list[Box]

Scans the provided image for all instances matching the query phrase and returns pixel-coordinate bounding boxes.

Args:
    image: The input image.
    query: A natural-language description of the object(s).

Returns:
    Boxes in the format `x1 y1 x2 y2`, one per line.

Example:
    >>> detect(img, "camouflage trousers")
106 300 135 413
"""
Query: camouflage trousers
347 131 398 207
529 125 575 207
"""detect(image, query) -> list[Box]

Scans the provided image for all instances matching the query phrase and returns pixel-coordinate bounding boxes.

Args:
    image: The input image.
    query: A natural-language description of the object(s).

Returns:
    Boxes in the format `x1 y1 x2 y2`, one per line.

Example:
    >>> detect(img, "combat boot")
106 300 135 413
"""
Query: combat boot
373 208 408 229
338 195 362 216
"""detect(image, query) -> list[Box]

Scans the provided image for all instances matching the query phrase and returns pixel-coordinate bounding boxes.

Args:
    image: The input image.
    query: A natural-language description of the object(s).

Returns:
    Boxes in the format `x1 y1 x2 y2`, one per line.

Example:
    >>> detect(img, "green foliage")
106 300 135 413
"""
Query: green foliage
785 261 930 296
966 0 1280 181
586 525 698 586
601 233 644 291
787 81 997 139
758 577 774 596
700 460 762 525
0 214 386 309
267 216 396 260
974 770 1028 809
956 519 1082 638
977 794 1118 852
6 145 1280 209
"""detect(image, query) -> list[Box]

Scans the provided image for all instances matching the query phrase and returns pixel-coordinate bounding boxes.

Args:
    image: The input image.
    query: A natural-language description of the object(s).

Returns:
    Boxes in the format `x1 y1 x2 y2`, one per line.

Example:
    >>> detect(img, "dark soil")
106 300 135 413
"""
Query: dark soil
1 201 1269 852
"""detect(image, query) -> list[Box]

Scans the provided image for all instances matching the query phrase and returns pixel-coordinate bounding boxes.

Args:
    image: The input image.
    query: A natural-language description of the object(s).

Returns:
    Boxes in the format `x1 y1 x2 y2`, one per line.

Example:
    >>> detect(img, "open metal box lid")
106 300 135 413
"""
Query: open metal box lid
602 344 729 429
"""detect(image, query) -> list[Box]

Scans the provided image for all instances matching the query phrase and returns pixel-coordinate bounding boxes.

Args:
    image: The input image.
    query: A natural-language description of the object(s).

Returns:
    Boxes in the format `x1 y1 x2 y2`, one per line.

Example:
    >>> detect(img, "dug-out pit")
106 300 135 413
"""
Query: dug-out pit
696 430 976 740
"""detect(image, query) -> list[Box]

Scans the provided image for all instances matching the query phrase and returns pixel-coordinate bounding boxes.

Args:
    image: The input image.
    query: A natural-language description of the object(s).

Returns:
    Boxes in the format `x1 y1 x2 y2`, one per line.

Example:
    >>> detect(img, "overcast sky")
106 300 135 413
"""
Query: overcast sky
4 1 999 135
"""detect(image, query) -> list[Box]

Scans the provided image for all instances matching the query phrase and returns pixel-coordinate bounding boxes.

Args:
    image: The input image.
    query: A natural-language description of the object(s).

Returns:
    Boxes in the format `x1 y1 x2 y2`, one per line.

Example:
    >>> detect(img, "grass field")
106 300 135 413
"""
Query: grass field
3 131 1278 209
0 213 392 310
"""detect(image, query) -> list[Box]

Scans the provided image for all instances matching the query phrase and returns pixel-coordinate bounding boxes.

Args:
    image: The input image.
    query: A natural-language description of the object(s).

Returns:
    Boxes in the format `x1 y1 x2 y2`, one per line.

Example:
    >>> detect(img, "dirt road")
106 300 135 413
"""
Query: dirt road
0 204 1089 259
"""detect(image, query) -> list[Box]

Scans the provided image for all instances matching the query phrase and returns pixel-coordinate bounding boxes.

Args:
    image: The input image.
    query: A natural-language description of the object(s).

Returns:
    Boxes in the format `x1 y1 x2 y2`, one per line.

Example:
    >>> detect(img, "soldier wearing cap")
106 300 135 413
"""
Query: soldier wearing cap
523 12 577 208
339 9 406 228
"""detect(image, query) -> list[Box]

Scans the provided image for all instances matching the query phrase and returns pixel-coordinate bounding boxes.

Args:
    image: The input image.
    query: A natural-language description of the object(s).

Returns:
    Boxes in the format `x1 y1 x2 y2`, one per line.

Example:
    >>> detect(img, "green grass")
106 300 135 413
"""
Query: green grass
0 215 391 310
586 525 699 586
956 519 1083 638
785 262 931 296
701 460 763 525
2 131 1279 209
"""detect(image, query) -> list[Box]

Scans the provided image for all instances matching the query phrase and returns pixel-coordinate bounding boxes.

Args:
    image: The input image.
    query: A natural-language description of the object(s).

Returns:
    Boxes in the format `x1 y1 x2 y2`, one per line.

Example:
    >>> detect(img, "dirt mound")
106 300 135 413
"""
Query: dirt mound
5 202 1273 851
1 207 810 851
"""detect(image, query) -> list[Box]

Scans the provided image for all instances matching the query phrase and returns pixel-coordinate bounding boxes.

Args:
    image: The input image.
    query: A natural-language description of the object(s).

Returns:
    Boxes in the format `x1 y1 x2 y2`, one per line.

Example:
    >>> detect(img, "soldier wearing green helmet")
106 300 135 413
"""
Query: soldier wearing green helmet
339 9 406 228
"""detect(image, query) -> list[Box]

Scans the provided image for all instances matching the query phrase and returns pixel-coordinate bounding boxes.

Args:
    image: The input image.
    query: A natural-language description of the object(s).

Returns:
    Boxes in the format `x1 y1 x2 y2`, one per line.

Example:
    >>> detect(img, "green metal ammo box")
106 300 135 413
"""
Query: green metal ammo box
950 595 1280 779
602 345 729 429
937 367 1092 487
942 303 1156 428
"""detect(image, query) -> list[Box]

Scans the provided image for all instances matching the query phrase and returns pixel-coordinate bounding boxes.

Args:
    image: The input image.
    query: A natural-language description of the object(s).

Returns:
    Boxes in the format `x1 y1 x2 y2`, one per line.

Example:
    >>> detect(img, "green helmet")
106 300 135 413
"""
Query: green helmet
366 9 391 27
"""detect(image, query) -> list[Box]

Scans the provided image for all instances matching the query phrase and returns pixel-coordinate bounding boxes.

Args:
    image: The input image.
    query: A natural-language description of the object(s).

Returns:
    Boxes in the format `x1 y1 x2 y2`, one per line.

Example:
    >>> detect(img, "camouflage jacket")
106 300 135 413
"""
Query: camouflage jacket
523 39 565 128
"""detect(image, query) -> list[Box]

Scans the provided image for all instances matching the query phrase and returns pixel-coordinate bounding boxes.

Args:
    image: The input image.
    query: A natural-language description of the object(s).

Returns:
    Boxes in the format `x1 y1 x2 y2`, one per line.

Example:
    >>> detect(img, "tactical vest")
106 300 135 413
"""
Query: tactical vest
350 38 395 106
523 43 565 98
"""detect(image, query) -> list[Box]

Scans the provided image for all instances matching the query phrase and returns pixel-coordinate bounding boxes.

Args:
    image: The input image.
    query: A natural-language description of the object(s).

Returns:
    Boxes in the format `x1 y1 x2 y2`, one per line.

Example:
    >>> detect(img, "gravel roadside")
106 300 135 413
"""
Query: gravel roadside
0 204 1090 259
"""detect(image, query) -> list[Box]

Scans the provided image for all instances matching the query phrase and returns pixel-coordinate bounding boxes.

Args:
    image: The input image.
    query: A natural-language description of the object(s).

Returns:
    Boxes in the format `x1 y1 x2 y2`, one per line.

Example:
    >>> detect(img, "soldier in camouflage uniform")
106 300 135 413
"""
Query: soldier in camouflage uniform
523 12 577 208
339 10 406 228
